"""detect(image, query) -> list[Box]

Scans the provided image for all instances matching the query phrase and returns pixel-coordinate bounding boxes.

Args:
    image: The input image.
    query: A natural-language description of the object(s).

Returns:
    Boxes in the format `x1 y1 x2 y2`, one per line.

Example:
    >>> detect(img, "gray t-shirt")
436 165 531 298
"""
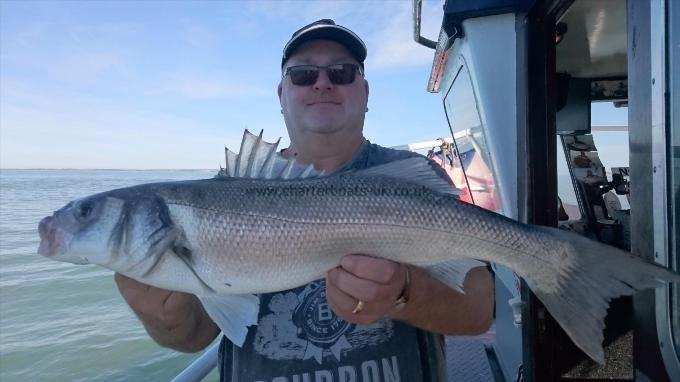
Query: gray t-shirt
218 140 448 382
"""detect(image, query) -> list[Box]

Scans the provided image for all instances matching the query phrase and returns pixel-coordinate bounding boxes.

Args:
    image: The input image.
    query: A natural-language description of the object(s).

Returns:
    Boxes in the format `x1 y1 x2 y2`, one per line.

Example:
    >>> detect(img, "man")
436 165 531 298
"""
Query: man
116 19 494 381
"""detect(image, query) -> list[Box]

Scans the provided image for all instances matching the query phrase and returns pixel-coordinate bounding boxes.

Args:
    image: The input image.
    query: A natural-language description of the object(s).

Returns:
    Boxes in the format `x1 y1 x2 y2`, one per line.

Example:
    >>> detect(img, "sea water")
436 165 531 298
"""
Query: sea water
0 169 220 382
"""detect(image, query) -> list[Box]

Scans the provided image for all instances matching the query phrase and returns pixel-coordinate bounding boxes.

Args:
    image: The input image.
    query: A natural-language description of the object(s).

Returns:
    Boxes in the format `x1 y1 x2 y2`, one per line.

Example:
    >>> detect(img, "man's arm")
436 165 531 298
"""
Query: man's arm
114 273 219 352
326 255 494 335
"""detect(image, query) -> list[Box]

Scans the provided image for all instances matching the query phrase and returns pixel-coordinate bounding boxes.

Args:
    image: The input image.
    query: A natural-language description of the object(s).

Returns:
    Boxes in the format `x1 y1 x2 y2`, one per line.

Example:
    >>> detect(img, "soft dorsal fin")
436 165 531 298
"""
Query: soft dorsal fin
354 157 461 196
217 129 323 180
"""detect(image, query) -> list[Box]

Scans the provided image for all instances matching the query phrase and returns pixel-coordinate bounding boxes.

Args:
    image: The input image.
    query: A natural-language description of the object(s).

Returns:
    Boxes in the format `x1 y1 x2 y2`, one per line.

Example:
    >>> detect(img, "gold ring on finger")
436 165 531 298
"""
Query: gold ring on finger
352 300 365 314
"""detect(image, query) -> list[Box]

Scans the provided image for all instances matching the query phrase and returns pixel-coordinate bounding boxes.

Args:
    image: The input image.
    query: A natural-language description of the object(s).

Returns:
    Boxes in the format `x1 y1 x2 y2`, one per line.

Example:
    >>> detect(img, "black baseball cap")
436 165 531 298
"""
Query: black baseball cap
281 19 367 67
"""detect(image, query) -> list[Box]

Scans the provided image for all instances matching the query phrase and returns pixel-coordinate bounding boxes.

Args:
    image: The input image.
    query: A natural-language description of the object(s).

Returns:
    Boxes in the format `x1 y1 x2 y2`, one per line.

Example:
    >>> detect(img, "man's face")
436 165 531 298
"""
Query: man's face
278 40 369 137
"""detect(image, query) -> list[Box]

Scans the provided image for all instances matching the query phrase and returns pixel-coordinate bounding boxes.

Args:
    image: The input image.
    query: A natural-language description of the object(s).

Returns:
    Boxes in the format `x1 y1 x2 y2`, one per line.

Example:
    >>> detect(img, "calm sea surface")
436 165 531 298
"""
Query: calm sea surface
0 169 221 382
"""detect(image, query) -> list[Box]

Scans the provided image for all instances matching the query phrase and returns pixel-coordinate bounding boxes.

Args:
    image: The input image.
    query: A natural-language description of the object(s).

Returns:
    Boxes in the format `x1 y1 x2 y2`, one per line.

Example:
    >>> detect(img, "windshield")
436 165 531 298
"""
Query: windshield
443 63 502 212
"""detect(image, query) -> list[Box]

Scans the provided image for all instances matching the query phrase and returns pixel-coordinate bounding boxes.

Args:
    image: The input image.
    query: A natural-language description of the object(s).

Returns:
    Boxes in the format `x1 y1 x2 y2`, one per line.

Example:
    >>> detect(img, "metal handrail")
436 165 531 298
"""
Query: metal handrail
171 341 220 382
413 0 437 49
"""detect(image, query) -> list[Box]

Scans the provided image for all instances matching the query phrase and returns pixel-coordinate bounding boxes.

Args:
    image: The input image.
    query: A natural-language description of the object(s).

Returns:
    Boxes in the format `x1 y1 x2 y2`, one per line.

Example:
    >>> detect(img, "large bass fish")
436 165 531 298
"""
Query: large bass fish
37 130 679 364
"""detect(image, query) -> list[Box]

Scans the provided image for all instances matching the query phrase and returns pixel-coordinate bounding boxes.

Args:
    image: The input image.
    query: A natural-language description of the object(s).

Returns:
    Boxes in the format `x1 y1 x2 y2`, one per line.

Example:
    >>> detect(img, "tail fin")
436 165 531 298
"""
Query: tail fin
526 226 680 364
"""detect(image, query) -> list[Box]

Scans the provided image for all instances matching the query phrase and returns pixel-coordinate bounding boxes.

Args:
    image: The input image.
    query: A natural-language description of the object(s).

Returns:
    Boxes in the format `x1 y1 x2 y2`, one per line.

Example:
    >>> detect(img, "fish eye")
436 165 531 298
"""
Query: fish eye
76 201 94 221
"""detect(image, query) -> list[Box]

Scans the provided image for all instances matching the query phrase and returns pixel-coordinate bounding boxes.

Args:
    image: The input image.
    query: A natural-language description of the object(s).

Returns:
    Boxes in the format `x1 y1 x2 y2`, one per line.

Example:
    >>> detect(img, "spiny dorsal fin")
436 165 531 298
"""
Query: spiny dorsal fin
224 148 237 177
354 157 461 196
217 129 322 180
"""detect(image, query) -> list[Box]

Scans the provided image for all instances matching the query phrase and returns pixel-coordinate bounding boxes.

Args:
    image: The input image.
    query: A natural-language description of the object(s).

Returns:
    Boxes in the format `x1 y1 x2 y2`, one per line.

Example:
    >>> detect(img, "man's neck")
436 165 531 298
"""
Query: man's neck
284 131 364 172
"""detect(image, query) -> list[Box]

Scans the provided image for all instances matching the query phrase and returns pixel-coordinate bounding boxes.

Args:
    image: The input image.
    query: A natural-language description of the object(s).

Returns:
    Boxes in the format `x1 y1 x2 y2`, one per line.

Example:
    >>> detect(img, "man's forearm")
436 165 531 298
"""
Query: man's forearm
392 266 494 335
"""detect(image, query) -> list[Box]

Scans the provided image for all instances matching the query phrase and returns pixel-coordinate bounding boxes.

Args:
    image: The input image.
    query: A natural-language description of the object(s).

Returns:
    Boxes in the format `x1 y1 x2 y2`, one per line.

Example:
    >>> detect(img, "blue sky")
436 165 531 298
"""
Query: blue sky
0 0 626 169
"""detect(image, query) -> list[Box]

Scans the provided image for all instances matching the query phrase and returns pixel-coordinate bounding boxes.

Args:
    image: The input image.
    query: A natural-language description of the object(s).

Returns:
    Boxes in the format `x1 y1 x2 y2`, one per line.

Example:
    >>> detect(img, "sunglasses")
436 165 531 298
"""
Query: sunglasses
284 64 362 86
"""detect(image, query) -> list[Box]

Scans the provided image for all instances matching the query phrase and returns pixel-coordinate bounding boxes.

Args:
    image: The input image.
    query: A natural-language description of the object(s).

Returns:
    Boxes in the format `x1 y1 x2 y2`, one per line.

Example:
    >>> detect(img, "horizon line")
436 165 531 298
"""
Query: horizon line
0 168 217 171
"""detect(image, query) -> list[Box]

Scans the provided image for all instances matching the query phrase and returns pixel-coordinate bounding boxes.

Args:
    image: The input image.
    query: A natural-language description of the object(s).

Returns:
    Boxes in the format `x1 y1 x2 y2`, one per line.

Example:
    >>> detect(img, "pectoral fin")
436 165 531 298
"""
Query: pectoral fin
198 294 260 347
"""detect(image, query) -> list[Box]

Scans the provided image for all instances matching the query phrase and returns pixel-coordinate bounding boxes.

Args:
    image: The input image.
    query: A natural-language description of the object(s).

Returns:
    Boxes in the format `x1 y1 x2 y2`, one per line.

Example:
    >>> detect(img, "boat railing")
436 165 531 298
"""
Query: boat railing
170 341 220 382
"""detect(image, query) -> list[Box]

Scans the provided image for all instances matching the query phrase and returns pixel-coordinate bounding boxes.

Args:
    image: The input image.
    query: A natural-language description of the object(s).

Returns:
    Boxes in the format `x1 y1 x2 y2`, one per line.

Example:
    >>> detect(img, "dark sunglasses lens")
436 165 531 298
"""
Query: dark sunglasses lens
289 68 319 86
327 64 356 84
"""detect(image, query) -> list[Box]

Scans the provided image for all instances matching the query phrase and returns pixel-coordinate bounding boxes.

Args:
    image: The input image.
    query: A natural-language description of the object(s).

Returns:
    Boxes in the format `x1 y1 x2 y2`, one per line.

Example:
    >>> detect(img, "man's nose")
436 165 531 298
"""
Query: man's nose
313 69 334 90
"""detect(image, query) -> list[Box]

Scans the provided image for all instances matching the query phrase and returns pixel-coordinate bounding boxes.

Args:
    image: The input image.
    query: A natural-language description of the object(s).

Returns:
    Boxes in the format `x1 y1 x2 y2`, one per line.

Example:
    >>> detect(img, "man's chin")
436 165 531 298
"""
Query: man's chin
302 123 345 134
291 116 363 136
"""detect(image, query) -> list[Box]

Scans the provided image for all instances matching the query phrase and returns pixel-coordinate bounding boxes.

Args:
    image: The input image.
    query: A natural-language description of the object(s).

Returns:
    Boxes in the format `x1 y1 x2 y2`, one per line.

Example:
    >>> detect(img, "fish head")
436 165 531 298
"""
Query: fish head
38 189 177 273
39 194 120 265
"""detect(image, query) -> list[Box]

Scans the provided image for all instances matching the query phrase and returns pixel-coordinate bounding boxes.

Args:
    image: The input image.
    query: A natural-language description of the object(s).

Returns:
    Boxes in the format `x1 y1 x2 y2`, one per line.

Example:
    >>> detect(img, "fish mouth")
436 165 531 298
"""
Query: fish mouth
38 216 68 258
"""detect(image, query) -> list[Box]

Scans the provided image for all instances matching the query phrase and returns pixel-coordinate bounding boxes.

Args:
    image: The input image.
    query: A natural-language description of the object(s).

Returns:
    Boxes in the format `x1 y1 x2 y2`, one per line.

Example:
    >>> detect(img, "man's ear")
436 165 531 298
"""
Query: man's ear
277 82 283 99
362 79 369 108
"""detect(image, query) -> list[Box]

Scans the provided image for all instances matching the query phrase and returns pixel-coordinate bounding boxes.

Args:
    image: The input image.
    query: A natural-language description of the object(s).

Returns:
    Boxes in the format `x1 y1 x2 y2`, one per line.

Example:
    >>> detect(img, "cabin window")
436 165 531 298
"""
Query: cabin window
442 63 502 212
591 103 630 211
590 129 630 210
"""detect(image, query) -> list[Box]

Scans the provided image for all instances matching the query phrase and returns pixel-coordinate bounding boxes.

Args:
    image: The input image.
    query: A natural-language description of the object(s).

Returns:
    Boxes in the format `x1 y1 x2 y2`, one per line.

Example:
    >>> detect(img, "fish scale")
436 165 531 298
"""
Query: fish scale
155 175 574 295
37 130 680 364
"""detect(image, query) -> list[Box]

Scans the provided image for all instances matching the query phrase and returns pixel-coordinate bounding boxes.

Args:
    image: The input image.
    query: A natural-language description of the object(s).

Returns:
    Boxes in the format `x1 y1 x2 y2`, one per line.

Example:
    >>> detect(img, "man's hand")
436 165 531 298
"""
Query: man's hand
114 273 218 352
326 255 407 324
326 255 494 335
